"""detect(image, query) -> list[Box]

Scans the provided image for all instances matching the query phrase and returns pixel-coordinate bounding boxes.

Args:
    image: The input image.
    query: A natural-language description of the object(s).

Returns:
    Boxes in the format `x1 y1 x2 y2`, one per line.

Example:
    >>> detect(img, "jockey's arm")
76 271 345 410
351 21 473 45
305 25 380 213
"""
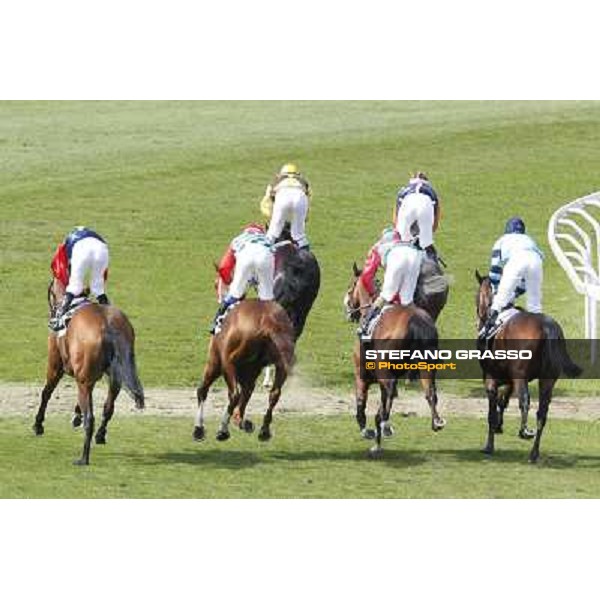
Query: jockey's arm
217 246 236 285
359 248 381 297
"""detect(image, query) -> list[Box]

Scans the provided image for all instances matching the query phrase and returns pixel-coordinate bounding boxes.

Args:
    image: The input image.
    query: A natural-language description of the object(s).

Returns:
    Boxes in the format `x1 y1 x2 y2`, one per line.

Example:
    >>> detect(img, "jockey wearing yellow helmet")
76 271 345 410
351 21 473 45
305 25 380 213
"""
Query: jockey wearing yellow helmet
260 163 312 250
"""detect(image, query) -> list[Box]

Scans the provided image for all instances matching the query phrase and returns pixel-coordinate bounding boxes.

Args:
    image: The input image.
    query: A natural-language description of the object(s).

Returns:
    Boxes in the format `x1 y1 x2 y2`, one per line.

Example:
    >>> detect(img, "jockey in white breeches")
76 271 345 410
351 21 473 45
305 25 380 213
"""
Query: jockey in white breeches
482 217 544 336
357 226 423 338
394 172 441 260
211 223 275 334
49 226 110 331
262 163 311 250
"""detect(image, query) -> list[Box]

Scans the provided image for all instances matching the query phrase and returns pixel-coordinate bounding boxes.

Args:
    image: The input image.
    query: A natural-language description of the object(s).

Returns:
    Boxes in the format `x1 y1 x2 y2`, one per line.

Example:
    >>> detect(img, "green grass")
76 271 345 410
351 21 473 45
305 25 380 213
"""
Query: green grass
2 101 600 393
1 414 599 498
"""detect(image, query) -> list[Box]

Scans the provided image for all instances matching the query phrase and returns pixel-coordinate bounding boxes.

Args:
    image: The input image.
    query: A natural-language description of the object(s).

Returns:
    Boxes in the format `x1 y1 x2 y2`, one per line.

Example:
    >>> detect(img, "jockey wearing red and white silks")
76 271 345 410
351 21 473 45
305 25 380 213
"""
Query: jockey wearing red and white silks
358 226 424 338
211 223 275 334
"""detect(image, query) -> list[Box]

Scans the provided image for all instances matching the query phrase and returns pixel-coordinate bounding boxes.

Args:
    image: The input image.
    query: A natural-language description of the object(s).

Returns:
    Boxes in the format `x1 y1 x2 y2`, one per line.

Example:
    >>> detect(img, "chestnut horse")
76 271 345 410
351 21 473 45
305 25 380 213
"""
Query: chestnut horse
35 278 144 465
475 271 581 462
345 267 446 456
194 299 295 442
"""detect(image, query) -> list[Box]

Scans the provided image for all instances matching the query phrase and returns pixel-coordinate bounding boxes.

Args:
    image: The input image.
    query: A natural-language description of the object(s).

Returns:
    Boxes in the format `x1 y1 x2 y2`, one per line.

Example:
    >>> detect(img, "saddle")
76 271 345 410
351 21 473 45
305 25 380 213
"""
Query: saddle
479 306 520 341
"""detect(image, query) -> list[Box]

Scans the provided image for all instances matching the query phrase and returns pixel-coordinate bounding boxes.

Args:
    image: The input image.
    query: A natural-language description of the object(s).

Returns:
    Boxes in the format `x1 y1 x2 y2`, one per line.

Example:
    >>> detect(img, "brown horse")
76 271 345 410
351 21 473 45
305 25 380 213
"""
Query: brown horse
475 271 582 462
35 278 145 465
345 267 446 456
194 299 295 442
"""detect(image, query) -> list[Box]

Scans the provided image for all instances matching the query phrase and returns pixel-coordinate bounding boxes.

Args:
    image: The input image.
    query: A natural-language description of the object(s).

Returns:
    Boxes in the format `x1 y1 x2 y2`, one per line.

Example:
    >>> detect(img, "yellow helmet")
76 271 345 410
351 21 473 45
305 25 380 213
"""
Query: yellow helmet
279 163 300 177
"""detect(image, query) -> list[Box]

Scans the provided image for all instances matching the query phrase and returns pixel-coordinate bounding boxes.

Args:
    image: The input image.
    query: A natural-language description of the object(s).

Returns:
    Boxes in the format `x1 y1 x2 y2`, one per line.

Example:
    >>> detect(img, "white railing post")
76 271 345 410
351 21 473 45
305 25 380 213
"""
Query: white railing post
548 191 600 362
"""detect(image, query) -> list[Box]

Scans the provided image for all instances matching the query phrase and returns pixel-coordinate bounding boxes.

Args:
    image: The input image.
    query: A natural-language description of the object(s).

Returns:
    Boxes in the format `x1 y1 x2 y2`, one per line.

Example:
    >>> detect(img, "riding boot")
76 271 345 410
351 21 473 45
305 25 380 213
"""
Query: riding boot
49 292 74 331
97 293 110 305
481 310 499 339
424 245 438 263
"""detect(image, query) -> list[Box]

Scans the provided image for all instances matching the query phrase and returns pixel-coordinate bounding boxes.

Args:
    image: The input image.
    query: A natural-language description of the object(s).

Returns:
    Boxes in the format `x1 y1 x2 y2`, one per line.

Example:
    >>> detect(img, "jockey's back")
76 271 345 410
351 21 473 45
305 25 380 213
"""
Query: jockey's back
230 229 273 254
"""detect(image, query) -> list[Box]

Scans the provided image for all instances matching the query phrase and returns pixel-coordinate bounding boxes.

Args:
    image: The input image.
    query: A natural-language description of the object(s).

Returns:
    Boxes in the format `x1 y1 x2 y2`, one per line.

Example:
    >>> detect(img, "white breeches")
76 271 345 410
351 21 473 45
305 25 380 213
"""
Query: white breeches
267 188 309 248
395 192 434 249
228 244 275 300
491 251 543 313
66 237 109 297
380 244 423 305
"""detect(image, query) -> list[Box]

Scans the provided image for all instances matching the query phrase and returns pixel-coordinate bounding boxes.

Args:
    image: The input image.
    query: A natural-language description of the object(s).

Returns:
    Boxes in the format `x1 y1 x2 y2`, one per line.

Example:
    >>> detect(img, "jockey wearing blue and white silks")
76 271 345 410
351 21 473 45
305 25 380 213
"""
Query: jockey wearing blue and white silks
394 172 441 260
482 217 544 336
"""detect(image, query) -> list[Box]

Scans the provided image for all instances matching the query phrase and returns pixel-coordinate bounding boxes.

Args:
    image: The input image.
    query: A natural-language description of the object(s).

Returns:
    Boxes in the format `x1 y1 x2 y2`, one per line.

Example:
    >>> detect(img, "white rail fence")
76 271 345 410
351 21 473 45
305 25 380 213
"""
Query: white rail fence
548 191 600 360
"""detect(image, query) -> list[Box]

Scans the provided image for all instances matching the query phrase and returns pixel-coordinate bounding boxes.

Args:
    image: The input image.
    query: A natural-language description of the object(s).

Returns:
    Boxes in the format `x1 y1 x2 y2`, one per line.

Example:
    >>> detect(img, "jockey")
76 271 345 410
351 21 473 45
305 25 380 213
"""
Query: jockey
394 171 441 261
261 163 311 250
210 223 275 334
481 217 544 337
357 226 424 338
49 226 110 331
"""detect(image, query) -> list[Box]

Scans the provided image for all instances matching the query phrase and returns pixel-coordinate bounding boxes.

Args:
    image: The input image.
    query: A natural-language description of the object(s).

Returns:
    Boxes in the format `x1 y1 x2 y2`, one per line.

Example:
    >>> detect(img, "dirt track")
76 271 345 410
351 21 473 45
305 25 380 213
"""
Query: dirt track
2 377 600 421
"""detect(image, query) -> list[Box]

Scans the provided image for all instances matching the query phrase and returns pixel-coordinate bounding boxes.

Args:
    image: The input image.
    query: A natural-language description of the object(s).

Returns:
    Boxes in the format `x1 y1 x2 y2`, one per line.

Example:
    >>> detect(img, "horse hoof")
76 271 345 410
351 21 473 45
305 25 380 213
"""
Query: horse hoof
382 424 395 437
528 451 540 463
95 434 106 445
216 430 231 442
71 414 82 428
481 446 494 456
72 458 89 466
258 430 272 442
193 425 206 442
240 420 255 434
368 446 384 459
519 428 536 440
361 428 376 440
33 423 44 436
494 426 504 434
432 417 447 432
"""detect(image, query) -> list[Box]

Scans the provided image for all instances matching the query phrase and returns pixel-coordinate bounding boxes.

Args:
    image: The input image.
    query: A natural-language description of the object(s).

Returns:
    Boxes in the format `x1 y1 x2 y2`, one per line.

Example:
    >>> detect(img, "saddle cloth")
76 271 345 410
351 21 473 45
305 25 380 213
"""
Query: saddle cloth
481 306 520 341
54 297 92 337
214 301 240 336
362 304 395 340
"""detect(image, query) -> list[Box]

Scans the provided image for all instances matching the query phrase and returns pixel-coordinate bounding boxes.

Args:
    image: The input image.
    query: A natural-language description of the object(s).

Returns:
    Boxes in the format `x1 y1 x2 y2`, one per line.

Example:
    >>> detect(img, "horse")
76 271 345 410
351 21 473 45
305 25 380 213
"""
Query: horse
36 278 145 465
345 266 446 456
475 270 582 462
194 299 295 442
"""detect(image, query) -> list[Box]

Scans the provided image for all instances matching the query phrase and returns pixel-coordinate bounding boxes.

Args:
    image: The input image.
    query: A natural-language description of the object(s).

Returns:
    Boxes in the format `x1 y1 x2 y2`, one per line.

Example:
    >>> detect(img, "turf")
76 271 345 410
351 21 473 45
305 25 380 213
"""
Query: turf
1 414 599 498
2 101 600 394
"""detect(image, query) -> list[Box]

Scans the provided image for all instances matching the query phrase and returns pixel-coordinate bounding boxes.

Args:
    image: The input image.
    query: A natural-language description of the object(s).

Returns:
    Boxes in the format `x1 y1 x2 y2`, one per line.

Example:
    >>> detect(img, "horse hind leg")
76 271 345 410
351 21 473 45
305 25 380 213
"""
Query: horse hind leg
216 362 239 442
356 377 375 440
495 382 513 434
529 379 555 463
258 364 287 442
233 367 260 434
33 350 64 436
95 378 120 444
369 381 394 458
482 379 499 455
74 382 95 466
421 375 446 432
193 350 221 442
516 381 535 440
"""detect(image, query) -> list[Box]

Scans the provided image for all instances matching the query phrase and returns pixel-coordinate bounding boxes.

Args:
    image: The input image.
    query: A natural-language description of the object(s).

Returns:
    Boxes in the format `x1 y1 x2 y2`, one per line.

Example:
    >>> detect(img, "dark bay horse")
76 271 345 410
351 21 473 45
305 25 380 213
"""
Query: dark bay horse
194 299 295 442
36 278 145 465
346 268 446 456
475 271 582 462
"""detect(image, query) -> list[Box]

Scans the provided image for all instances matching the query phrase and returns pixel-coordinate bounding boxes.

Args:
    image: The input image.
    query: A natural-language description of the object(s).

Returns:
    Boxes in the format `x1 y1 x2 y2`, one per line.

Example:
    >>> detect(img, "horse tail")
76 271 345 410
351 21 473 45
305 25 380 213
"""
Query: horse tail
540 316 582 379
263 314 295 378
406 309 439 351
107 323 145 408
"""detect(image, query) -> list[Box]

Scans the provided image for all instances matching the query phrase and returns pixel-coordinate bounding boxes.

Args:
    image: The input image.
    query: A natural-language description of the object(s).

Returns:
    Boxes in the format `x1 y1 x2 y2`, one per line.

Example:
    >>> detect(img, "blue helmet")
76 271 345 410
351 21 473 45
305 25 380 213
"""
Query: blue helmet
505 217 526 234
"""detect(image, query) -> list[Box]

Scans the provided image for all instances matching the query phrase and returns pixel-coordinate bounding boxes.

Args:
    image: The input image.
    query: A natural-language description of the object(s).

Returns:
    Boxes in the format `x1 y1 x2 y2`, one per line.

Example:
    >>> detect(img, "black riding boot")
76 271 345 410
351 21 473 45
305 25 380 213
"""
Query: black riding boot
358 301 385 339
97 294 110 305
209 296 240 335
